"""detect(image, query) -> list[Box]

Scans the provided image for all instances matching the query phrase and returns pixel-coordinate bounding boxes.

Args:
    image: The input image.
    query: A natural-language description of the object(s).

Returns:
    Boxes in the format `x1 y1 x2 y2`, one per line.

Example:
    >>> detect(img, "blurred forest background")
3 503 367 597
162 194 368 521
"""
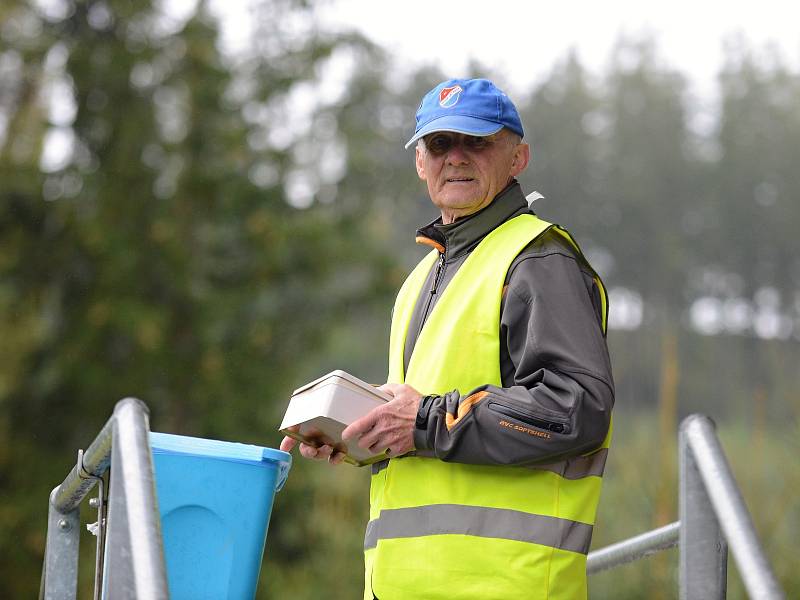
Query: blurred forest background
1 0 799 598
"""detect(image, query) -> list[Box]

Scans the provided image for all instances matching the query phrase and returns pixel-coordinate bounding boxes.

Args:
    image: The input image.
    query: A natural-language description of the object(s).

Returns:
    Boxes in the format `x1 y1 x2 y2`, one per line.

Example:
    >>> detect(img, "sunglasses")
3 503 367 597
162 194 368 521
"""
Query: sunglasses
423 133 504 156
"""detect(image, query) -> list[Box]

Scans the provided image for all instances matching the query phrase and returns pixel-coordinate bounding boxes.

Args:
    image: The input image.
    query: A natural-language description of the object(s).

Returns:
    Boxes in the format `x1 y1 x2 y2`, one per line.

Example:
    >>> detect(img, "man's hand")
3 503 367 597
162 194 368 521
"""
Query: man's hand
341 383 422 458
280 436 346 465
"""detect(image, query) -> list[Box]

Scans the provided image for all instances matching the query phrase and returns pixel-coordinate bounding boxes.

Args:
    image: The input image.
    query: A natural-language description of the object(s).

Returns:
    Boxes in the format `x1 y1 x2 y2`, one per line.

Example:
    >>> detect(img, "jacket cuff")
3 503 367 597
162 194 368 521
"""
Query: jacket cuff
413 427 431 452
413 394 438 451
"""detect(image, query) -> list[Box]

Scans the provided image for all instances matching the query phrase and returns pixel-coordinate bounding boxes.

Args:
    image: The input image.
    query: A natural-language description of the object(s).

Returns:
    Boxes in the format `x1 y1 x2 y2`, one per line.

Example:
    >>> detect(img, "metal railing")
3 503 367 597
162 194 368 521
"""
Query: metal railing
40 398 169 600
587 414 785 599
40 405 785 598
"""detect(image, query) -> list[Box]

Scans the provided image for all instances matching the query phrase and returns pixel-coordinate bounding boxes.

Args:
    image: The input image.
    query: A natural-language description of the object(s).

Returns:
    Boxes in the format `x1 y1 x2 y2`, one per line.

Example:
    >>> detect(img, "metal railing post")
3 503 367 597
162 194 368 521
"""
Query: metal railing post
683 414 784 600
42 419 114 600
42 490 81 600
586 413 784 598
680 415 728 599
103 398 168 598
40 398 168 600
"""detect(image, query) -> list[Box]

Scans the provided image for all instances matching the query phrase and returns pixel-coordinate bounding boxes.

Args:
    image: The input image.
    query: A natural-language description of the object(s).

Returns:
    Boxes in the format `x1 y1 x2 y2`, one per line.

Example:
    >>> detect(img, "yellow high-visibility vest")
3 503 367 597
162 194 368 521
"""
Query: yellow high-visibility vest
364 213 611 600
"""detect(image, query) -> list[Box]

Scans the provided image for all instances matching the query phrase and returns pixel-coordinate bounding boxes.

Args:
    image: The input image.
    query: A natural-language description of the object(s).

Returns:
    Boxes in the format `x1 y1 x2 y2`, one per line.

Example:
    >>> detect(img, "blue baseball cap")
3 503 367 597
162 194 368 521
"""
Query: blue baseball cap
405 78 524 149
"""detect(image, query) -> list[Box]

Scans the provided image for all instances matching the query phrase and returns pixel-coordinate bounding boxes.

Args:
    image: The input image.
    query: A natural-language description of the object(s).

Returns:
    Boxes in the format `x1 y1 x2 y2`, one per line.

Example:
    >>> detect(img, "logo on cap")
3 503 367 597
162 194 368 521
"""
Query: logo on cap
439 85 463 108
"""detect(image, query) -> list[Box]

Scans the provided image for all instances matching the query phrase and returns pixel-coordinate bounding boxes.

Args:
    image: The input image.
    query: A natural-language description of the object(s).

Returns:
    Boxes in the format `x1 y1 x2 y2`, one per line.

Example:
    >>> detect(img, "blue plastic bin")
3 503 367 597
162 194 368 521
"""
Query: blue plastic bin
149 432 291 600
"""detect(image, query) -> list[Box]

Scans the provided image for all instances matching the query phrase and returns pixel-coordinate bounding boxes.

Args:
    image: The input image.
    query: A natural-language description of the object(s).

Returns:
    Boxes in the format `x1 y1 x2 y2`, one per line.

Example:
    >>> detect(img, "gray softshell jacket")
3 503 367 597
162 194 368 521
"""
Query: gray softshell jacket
407 181 614 466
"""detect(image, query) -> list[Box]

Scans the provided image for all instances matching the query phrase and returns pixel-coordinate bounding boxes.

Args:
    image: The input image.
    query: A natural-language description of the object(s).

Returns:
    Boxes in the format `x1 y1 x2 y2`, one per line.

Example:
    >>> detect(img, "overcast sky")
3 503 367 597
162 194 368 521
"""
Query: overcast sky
311 0 800 101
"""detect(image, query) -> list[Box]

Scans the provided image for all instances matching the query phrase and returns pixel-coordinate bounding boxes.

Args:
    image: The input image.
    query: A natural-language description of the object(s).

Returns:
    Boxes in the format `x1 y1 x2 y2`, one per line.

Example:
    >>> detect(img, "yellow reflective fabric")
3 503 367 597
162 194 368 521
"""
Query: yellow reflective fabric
371 537 586 600
363 548 375 600
367 214 610 600
387 249 438 385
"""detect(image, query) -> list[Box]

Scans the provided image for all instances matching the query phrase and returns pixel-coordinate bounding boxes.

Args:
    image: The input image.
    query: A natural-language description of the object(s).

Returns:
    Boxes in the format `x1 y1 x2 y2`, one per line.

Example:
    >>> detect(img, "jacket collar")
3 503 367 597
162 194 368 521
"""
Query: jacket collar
415 180 529 261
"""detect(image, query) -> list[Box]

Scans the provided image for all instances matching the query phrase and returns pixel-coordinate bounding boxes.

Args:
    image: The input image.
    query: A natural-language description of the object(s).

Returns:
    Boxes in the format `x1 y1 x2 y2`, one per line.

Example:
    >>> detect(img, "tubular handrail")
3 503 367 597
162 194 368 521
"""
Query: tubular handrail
682 415 784 599
587 520 679 574
40 398 168 600
40 405 784 598
50 419 113 514
586 414 784 599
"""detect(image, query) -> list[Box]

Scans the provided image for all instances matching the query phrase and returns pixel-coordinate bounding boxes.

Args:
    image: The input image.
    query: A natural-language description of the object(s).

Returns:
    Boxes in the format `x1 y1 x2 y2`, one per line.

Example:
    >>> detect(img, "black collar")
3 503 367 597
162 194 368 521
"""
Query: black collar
415 180 530 261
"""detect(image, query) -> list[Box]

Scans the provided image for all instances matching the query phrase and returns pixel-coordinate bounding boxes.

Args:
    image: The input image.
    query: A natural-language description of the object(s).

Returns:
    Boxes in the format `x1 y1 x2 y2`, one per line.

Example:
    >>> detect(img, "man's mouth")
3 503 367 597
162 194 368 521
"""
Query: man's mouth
446 177 474 183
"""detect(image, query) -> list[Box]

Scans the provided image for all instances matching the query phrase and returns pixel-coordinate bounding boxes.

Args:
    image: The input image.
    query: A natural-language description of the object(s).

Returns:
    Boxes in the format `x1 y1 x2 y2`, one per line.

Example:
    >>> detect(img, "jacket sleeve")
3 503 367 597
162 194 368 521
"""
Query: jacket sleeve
412 240 614 466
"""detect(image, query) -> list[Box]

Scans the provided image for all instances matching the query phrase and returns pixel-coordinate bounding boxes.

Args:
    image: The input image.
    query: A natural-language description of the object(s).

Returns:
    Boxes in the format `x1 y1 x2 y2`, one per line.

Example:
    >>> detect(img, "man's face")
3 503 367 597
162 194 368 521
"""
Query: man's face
415 129 530 224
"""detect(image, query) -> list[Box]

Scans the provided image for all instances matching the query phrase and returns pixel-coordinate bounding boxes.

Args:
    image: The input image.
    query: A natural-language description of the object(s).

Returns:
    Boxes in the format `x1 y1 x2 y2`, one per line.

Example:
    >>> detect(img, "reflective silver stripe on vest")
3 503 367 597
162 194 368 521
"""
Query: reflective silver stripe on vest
363 504 593 555
530 447 608 480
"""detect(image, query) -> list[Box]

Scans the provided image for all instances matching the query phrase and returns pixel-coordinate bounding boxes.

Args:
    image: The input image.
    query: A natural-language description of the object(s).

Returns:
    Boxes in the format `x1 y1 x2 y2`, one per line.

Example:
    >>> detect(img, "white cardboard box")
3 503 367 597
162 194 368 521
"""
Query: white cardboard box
279 370 391 466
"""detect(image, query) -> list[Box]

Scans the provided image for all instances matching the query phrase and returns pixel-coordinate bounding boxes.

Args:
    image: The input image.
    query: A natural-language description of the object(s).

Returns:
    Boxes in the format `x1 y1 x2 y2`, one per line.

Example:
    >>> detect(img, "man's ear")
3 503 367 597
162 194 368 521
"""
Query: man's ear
415 145 427 181
509 142 531 177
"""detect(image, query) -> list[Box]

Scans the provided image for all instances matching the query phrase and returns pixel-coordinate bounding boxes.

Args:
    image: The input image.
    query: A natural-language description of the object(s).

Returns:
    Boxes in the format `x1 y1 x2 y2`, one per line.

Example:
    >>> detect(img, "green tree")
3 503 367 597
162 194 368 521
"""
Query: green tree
518 50 605 242
0 1 395 596
711 43 800 300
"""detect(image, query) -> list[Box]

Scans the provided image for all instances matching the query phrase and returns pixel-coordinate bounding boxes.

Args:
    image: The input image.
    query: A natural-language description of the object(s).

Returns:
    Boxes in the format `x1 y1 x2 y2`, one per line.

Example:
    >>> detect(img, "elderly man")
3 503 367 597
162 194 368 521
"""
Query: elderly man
281 78 614 600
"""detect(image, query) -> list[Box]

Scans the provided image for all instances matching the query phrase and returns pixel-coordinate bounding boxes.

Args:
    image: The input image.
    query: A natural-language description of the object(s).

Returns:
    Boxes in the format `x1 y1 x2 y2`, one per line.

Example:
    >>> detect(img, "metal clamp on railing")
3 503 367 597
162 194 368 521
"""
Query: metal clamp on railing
586 413 785 600
82 464 106 600
40 398 169 600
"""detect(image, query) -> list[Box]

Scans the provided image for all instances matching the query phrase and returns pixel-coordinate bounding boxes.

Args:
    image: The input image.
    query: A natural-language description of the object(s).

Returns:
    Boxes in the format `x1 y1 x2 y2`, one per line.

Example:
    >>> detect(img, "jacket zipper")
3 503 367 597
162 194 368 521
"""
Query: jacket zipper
418 252 446 337
488 402 570 434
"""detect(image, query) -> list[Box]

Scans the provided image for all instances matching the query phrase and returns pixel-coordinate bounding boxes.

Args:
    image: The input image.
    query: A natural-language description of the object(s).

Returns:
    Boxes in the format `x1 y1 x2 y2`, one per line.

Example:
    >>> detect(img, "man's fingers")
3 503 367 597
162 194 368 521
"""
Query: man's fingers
282 433 347 465
280 436 297 452
299 442 333 460
368 441 389 455
358 430 381 450
316 444 335 458
298 443 318 459
342 385 411 442
349 425 383 452
342 412 376 441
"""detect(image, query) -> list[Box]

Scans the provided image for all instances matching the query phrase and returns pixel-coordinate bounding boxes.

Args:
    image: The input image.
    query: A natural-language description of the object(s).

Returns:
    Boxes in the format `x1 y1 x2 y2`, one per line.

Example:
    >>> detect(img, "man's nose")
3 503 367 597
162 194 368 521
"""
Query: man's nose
445 144 470 165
